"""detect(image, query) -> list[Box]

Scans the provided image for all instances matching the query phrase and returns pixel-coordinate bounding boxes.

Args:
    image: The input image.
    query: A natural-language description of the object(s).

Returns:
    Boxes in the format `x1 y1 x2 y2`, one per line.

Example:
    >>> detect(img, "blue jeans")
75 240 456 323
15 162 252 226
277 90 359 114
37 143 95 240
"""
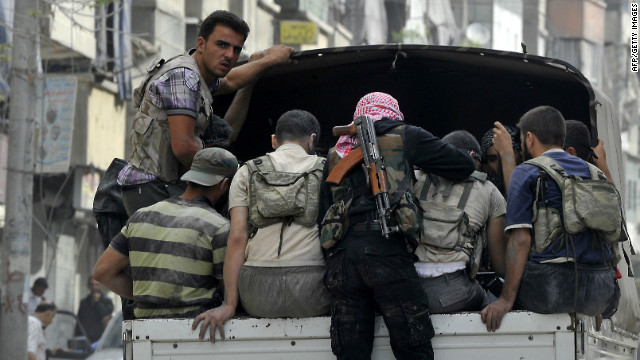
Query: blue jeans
324 230 434 360
515 261 619 316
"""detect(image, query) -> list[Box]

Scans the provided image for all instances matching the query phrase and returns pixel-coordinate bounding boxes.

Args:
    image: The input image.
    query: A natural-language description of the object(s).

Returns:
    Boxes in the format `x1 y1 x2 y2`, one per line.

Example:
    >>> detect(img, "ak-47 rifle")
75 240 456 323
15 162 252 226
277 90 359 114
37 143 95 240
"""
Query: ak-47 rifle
328 115 399 238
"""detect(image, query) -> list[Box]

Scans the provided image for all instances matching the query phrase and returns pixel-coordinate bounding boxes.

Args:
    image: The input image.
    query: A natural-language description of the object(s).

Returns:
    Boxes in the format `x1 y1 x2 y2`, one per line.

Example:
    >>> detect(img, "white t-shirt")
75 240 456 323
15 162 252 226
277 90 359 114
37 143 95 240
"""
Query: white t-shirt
228 144 325 267
28 315 47 360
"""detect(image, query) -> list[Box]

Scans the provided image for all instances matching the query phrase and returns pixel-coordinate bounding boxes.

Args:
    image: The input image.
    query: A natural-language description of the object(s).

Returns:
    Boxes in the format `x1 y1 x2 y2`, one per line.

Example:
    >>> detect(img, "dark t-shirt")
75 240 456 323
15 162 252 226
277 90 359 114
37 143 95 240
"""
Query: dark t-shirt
76 294 114 343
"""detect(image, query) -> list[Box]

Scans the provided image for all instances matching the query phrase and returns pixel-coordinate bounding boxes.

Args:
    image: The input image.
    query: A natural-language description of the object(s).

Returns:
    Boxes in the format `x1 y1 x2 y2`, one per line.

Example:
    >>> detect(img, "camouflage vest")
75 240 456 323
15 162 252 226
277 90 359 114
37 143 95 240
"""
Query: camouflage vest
246 155 325 231
321 124 420 249
527 155 624 265
414 171 487 277
129 53 213 183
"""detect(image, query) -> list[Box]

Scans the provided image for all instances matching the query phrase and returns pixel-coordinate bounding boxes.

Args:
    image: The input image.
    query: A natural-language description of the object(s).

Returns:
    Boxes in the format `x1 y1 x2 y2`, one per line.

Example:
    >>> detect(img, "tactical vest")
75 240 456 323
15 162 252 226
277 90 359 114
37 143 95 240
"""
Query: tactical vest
129 53 213 183
413 171 487 277
527 155 624 266
246 155 325 254
321 124 419 249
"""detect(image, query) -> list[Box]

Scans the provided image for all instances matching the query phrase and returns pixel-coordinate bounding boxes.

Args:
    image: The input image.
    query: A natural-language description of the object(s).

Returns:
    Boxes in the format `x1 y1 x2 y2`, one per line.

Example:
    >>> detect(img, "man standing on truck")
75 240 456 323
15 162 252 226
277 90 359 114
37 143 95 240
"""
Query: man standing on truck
481 106 620 332
192 110 331 341
414 130 507 313
93 147 238 319
118 9 293 216
318 92 475 360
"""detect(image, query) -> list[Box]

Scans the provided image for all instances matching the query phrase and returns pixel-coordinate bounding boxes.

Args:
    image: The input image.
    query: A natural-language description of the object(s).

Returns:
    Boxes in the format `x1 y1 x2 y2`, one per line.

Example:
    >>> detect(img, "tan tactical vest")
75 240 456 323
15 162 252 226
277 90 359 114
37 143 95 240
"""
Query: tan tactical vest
413 171 487 277
129 53 213 183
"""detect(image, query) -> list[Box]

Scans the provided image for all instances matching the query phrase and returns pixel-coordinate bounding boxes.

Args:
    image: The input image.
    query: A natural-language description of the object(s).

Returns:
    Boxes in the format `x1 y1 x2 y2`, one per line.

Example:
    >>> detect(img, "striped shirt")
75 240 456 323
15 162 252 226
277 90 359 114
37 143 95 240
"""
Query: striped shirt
110 196 228 318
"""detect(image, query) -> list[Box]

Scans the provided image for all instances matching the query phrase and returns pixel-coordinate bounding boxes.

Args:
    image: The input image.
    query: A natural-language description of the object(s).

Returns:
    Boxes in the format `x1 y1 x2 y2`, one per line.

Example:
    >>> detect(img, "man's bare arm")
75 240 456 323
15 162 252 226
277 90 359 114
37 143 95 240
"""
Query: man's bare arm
486 215 507 276
216 45 293 95
492 121 517 194
592 139 614 182
93 247 133 299
481 227 531 331
192 207 249 342
168 115 201 168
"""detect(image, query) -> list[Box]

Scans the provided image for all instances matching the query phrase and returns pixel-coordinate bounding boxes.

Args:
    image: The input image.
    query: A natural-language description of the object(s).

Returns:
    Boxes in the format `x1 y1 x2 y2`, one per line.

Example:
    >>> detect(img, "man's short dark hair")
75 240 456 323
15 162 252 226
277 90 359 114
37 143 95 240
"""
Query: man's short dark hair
564 120 592 161
442 130 482 158
33 277 48 289
275 110 321 145
35 302 57 313
199 10 250 41
517 106 565 147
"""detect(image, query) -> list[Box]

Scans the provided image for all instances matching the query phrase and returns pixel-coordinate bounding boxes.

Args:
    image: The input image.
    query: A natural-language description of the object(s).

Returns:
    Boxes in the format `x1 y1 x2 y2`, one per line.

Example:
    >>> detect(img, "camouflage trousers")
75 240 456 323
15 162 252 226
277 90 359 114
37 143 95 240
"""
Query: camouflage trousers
323 229 434 360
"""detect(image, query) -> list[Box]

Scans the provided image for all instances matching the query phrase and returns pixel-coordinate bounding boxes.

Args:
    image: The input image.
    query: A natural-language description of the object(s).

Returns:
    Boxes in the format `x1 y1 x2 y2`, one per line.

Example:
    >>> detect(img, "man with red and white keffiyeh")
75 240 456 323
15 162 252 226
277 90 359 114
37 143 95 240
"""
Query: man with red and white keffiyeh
318 92 476 360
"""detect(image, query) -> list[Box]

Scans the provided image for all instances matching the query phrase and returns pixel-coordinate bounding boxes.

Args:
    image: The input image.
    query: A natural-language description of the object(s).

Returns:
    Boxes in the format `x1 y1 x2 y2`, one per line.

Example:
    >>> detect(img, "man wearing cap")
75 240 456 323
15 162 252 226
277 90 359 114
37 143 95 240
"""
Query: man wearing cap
93 147 238 319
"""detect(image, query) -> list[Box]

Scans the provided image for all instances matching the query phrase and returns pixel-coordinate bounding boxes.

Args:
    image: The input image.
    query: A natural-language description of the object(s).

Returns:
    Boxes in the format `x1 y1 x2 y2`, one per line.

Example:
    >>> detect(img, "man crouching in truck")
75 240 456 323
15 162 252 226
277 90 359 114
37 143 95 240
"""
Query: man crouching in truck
481 106 621 332
93 148 238 319
318 92 475 360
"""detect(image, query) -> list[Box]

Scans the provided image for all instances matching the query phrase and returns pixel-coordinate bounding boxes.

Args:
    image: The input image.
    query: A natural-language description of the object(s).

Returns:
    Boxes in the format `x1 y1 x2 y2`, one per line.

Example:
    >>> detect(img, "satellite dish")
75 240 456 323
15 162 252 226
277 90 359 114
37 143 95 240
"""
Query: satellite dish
466 23 490 45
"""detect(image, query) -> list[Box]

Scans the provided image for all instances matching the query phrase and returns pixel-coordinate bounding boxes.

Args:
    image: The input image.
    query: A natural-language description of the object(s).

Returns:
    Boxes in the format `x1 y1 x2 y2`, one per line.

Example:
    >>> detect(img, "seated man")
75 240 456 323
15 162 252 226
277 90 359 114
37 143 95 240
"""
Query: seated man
414 130 507 313
480 122 523 197
93 147 238 319
193 110 330 341
564 119 613 181
482 106 620 332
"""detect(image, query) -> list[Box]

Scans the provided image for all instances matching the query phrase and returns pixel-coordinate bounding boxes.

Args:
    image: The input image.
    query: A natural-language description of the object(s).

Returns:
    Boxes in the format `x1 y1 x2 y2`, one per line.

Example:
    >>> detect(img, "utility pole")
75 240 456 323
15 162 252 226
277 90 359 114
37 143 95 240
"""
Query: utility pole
0 0 39 358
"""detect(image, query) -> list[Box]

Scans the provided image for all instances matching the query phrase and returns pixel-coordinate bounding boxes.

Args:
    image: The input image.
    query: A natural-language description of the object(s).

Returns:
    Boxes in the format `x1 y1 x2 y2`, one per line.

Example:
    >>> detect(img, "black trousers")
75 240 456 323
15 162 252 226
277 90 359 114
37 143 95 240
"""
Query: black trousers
324 229 434 360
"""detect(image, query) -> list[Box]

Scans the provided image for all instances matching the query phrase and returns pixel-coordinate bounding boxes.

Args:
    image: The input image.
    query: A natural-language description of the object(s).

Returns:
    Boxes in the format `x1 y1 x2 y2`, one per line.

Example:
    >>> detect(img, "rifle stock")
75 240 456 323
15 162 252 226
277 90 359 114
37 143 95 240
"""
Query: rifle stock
326 147 363 185
332 123 357 136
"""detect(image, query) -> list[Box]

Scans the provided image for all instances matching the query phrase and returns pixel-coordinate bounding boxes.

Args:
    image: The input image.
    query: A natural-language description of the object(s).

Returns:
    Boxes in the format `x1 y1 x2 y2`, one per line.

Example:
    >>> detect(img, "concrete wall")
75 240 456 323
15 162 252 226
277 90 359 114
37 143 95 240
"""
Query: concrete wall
492 0 522 52
86 87 127 170
47 1 96 60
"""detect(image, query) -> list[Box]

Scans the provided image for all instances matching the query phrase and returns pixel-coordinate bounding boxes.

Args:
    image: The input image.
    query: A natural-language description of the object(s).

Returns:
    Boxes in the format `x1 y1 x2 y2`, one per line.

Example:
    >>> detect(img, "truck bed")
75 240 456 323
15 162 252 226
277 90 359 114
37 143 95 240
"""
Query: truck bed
123 311 638 359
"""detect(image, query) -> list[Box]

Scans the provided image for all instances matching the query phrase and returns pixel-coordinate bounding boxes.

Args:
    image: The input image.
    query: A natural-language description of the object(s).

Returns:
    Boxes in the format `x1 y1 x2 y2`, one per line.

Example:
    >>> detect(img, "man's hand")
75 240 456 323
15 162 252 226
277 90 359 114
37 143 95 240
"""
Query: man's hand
492 121 515 158
191 303 235 343
481 297 513 332
261 44 295 66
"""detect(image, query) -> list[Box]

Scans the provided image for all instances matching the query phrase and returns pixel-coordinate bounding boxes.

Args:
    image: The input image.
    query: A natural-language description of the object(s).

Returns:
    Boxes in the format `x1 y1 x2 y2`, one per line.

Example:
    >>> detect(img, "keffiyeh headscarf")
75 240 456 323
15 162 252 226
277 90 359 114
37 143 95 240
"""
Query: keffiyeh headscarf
335 92 404 158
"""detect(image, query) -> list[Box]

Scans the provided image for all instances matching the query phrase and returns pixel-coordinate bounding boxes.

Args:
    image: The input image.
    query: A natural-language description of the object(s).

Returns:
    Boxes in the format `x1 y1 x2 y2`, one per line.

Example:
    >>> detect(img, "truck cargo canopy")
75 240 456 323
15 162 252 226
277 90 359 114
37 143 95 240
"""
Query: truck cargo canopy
216 44 597 161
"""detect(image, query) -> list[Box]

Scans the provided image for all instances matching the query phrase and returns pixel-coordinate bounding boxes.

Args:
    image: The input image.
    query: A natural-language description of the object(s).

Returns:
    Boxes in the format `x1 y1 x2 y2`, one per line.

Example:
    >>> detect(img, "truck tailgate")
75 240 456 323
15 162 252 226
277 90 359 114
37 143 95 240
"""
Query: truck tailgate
124 312 584 359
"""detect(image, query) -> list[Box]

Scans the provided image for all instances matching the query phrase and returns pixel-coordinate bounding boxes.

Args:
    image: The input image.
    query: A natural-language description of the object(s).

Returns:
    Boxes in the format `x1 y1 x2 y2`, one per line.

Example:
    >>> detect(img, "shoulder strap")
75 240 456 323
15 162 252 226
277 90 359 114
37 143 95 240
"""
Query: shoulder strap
311 156 327 172
457 180 475 210
419 174 432 201
525 155 567 188
134 54 185 108
469 170 487 182
251 155 275 174
585 162 607 181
